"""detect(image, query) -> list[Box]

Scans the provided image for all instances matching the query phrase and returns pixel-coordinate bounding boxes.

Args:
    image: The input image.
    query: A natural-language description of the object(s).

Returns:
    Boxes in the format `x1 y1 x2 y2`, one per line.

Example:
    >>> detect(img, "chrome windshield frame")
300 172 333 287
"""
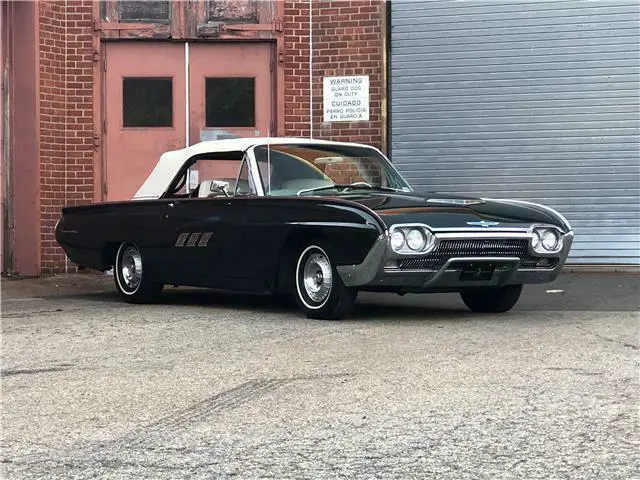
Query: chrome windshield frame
244 142 413 197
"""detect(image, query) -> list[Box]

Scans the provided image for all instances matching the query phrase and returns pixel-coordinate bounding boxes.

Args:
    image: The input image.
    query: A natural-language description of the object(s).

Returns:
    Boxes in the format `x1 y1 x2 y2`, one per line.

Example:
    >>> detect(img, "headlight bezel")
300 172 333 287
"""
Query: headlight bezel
390 229 405 250
541 229 559 250
406 228 426 251
529 225 564 255
388 224 437 255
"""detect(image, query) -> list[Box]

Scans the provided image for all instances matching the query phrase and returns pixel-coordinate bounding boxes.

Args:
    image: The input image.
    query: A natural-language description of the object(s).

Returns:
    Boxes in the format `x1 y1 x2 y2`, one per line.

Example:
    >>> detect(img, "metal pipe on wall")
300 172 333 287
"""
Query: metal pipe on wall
185 41 190 192
309 0 313 138
0 0 4 272
1 1 13 274
381 0 390 155
185 41 190 147
64 0 68 273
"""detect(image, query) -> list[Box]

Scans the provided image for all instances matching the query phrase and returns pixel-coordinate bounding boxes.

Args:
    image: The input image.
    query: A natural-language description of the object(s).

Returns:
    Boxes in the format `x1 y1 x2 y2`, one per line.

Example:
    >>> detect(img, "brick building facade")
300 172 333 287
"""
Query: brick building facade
285 0 384 146
3 1 638 274
39 0 96 273
1 0 387 276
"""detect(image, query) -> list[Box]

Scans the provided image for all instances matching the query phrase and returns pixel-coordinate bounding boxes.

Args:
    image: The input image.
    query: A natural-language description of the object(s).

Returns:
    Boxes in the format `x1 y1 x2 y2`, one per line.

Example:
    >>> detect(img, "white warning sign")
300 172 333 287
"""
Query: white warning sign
323 75 370 122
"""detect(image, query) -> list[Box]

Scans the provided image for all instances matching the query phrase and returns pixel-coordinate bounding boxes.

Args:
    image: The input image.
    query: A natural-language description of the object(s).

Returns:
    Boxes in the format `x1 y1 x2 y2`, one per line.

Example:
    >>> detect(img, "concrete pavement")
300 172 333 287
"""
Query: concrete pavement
1 271 638 479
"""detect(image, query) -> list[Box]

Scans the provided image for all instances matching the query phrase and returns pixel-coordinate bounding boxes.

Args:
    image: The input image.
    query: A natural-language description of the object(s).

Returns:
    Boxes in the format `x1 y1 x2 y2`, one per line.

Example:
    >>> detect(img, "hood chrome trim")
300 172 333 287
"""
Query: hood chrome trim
426 198 485 206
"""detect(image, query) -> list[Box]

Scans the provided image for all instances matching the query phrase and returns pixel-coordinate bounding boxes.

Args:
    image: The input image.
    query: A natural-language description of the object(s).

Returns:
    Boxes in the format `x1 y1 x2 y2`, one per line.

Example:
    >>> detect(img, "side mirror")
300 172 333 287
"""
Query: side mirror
208 180 230 197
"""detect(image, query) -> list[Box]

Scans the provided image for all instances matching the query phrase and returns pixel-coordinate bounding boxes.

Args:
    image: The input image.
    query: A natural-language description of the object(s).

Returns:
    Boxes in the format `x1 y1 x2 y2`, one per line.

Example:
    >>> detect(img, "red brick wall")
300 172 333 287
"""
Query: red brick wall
63 0 94 211
30 0 383 274
38 0 94 273
39 0 67 273
283 0 384 150
283 0 311 138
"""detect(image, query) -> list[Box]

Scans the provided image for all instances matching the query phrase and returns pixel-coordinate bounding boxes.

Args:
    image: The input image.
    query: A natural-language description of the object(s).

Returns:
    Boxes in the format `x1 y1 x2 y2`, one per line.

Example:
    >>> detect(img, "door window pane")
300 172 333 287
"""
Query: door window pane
235 158 256 195
119 1 171 23
205 77 255 127
123 77 173 127
207 0 258 23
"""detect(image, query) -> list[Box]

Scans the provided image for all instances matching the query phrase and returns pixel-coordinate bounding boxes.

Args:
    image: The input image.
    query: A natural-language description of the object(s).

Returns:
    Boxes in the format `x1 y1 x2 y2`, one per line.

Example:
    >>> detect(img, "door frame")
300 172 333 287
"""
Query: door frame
97 38 279 204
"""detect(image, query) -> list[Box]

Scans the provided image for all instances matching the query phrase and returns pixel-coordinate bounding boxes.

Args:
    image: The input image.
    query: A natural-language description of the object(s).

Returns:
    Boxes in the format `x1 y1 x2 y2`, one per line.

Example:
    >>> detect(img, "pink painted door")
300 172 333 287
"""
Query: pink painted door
188 43 273 144
103 42 273 201
104 42 186 201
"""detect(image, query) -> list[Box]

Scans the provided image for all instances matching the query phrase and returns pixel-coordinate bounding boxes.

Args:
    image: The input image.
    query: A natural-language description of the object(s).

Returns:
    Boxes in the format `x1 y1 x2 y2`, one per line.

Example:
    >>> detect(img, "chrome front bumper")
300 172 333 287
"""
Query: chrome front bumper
337 229 574 291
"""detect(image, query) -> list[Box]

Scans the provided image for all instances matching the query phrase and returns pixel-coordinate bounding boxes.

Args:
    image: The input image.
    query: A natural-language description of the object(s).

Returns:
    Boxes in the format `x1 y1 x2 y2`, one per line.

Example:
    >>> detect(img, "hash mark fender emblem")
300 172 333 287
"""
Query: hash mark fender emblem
466 221 500 227
175 232 213 247
175 232 189 247
197 232 213 247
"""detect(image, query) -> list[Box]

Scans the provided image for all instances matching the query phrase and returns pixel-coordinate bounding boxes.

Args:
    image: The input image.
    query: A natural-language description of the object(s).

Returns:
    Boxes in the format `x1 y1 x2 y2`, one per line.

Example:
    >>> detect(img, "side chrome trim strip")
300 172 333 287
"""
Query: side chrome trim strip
288 221 378 230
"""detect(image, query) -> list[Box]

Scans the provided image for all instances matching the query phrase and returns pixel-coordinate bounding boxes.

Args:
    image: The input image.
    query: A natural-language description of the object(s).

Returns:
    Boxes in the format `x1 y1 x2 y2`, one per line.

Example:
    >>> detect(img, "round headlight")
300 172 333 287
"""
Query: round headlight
532 230 541 249
541 229 559 250
406 229 426 251
391 230 405 250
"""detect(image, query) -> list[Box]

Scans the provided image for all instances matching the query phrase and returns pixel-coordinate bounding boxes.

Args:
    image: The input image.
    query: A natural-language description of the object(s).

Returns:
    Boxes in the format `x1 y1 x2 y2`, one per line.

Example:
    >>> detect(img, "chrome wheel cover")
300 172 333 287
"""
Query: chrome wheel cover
302 251 333 304
120 245 142 291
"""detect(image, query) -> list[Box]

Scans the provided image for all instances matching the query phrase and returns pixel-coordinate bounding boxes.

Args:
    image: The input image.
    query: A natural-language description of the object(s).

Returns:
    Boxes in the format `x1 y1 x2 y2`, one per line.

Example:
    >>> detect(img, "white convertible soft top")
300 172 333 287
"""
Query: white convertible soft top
132 137 377 200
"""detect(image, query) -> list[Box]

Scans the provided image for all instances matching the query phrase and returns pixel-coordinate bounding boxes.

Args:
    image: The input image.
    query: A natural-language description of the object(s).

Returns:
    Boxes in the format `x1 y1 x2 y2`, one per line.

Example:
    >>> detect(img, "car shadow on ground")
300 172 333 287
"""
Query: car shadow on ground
4 272 639 316
7 270 639 321
38 287 486 322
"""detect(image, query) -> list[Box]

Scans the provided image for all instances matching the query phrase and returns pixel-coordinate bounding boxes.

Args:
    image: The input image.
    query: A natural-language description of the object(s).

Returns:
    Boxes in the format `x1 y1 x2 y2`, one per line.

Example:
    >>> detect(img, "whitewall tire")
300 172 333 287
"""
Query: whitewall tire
294 244 357 320
114 241 163 303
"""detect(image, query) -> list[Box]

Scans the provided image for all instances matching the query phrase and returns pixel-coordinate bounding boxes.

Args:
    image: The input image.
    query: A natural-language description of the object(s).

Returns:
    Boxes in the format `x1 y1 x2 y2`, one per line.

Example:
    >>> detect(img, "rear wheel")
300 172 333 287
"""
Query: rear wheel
294 244 357 320
114 241 163 303
460 284 523 313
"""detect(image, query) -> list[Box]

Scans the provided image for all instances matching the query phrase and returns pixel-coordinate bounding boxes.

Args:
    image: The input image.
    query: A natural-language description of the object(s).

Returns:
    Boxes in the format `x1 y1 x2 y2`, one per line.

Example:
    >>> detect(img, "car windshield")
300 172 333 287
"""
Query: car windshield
251 143 413 196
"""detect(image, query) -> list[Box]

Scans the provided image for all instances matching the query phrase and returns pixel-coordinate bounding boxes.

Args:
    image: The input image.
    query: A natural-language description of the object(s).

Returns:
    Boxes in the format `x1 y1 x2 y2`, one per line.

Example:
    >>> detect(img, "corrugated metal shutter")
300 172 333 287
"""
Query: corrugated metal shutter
389 0 640 265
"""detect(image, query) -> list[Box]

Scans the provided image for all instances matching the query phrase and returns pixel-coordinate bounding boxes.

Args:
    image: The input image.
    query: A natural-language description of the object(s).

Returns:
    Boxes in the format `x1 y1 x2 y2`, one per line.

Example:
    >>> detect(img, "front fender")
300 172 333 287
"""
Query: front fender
487 198 573 233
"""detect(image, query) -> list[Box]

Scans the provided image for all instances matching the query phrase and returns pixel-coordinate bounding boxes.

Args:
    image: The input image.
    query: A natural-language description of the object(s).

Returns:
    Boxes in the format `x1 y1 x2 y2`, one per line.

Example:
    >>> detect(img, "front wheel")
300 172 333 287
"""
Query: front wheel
460 284 523 313
113 241 163 303
294 244 357 320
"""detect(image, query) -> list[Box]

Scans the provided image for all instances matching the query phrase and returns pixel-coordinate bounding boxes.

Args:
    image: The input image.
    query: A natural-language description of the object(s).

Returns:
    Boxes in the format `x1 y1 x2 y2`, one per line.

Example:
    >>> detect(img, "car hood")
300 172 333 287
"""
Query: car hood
334 191 570 231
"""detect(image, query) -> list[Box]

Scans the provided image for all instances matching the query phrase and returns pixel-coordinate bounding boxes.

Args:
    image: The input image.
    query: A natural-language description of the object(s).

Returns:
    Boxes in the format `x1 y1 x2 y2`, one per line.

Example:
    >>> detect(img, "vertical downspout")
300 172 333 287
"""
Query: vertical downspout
1 2 13 274
64 0 68 273
309 0 313 138
185 41 190 147
184 41 190 192
0 0 4 272
381 0 390 155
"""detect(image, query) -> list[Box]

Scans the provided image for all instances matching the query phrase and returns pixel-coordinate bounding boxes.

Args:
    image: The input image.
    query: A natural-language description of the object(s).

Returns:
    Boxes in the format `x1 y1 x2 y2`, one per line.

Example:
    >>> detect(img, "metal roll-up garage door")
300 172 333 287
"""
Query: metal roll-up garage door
389 0 640 265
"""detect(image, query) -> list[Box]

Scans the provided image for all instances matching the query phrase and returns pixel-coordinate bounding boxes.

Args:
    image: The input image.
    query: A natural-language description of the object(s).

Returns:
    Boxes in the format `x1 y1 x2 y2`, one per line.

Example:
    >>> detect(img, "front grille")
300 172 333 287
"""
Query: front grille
397 239 557 270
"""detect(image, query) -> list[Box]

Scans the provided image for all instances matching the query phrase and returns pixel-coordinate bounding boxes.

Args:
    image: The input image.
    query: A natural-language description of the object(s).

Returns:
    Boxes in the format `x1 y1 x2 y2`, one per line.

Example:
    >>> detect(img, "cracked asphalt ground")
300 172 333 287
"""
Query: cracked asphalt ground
1 272 638 479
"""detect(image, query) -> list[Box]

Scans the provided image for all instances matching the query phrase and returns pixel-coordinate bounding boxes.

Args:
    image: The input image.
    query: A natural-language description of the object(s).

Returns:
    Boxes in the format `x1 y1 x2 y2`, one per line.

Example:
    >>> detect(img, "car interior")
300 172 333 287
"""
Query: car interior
165 145 389 199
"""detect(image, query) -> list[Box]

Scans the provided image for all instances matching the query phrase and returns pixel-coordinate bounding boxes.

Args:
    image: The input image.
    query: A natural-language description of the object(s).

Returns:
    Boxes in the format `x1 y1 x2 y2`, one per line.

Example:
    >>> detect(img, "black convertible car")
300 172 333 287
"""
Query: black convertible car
55 138 574 319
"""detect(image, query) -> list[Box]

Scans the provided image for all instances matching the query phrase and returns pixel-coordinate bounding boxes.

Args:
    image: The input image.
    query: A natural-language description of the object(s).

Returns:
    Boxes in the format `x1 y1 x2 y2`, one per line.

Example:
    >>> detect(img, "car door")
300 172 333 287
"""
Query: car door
160 154 259 289
161 196 235 288
227 145 289 291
